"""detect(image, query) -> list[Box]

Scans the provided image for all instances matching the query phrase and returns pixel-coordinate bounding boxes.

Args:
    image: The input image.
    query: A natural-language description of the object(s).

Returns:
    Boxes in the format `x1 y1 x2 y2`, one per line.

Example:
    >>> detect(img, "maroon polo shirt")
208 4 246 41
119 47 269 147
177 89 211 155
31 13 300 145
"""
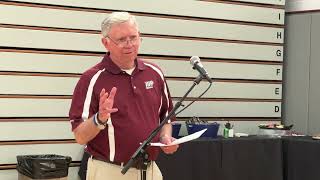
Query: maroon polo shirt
69 53 174 163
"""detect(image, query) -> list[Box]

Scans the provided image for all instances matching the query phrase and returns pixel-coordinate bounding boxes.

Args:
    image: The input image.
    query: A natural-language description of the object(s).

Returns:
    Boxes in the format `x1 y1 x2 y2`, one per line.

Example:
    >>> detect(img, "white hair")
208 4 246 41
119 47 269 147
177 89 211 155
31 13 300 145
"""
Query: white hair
101 12 139 37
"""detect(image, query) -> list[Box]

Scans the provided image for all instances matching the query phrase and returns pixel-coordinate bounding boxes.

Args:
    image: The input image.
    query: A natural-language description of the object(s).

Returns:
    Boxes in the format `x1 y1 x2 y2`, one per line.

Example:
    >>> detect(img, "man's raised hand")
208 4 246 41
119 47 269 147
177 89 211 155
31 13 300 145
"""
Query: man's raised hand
98 87 118 122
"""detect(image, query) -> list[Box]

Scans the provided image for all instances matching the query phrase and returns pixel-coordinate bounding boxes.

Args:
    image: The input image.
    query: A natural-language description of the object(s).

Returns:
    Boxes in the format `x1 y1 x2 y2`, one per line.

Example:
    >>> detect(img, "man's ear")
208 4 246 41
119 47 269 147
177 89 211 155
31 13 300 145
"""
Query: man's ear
101 37 109 49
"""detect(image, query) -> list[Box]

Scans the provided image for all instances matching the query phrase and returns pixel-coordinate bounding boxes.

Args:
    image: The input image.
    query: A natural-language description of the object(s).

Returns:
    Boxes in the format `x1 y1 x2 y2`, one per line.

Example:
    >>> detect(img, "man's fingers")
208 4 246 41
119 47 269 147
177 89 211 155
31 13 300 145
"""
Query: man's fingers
100 87 117 108
108 87 117 100
101 108 118 113
99 88 109 103
109 108 118 113
99 88 105 97
100 87 117 104
99 87 118 120
160 135 179 154
161 144 179 154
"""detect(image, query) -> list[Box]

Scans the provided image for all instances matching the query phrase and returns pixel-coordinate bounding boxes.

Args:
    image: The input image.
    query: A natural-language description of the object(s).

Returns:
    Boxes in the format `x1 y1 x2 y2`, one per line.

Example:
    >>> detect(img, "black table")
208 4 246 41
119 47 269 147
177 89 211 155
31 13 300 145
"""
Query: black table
157 136 283 180
221 137 282 180
157 138 221 180
282 136 320 180
79 136 320 180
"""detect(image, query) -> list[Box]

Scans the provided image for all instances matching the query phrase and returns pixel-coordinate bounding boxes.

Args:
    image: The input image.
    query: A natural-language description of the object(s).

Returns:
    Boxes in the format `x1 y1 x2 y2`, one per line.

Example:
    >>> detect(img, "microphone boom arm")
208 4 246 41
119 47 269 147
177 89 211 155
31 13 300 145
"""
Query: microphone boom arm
121 75 205 174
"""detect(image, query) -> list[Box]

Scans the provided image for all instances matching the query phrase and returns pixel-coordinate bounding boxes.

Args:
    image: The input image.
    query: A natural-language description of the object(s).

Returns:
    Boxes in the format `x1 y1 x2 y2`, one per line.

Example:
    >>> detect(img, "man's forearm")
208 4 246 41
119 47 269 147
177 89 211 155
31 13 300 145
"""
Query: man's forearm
160 123 173 139
73 116 101 145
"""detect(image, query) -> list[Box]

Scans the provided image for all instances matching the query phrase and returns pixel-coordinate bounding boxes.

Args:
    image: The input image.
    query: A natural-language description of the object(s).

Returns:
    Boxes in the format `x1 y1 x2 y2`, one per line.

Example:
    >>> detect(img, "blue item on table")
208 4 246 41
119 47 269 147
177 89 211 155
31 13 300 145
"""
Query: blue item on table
187 122 220 138
172 123 181 138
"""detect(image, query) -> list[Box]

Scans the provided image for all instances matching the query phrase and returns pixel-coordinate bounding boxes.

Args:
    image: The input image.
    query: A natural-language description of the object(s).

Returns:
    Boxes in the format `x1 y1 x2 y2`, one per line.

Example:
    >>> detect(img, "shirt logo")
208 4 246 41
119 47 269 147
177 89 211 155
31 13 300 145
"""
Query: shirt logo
145 80 154 89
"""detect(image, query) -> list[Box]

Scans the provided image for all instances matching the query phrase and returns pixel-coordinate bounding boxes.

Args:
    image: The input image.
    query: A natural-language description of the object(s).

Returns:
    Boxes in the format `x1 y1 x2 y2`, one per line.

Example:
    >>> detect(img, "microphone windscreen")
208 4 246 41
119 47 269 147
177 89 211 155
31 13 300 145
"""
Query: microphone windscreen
190 56 200 66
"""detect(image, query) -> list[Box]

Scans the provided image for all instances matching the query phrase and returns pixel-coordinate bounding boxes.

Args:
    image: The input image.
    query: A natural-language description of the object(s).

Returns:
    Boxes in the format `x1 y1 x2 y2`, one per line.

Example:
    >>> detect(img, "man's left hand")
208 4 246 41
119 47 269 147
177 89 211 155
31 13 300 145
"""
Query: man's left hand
160 135 179 154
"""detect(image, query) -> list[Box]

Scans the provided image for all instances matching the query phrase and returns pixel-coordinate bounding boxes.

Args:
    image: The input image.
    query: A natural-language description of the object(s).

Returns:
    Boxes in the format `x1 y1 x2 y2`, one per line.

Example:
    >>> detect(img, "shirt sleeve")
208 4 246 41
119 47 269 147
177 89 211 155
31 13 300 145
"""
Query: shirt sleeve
159 77 175 123
69 73 98 131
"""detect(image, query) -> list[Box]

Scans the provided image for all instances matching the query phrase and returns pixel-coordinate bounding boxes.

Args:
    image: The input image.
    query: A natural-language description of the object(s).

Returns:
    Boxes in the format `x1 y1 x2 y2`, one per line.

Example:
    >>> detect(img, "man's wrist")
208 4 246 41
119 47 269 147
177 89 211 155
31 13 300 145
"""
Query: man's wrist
93 113 106 130
160 134 171 142
96 113 108 125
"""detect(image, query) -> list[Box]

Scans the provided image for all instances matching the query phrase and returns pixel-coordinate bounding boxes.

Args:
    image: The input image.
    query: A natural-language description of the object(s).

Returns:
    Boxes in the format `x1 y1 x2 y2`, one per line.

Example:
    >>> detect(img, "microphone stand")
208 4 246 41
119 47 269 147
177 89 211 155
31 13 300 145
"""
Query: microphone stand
121 75 208 178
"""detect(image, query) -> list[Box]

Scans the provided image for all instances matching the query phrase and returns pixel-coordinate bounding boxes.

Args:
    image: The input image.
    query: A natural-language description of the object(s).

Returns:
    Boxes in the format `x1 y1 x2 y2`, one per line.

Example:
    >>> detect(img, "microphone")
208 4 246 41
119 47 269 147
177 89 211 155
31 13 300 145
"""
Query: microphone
190 56 212 83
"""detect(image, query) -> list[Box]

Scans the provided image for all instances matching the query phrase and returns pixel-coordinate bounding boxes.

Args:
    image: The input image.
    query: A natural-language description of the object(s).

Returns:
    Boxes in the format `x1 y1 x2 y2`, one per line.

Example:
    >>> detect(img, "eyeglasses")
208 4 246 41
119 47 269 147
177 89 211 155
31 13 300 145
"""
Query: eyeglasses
106 35 141 47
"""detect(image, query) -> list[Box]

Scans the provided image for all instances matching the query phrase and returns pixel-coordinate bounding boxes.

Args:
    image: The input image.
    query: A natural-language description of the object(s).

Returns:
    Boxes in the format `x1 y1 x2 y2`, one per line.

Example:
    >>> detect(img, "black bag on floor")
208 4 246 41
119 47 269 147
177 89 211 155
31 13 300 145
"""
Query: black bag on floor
17 154 72 179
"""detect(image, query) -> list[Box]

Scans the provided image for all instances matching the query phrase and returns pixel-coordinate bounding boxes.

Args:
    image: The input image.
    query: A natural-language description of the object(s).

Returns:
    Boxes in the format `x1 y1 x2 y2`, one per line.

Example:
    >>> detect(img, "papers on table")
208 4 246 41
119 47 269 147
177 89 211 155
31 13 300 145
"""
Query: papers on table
150 128 207 147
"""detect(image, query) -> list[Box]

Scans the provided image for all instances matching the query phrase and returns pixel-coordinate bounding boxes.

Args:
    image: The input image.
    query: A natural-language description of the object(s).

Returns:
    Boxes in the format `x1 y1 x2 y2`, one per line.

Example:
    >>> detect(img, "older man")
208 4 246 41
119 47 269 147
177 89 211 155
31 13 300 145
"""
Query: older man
69 12 178 180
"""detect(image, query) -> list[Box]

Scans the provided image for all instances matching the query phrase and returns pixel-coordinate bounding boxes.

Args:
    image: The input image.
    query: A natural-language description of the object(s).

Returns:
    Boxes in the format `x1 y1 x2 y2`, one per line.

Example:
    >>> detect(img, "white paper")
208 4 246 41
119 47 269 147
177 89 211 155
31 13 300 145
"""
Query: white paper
150 128 207 147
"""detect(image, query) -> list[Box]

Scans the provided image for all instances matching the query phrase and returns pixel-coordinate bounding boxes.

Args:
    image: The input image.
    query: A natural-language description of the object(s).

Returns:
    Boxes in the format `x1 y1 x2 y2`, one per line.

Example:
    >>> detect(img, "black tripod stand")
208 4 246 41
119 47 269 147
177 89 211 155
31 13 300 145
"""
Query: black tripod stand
121 75 211 180
139 152 149 180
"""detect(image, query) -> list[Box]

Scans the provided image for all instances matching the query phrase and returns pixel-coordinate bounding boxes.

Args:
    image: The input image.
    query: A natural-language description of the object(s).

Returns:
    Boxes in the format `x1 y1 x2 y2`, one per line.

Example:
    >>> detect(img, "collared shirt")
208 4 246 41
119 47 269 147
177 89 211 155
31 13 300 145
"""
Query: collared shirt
69 53 174 163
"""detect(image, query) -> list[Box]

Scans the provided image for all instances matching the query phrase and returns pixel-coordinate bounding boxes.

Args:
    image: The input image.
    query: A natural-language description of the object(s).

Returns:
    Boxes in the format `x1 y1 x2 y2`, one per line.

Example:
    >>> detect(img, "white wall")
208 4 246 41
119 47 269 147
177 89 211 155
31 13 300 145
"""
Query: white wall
0 0 285 179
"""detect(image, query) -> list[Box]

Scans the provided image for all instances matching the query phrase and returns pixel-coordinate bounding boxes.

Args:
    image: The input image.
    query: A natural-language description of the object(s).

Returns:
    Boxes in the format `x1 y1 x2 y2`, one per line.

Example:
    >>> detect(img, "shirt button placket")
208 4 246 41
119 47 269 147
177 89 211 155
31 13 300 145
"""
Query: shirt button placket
131 76 137 93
